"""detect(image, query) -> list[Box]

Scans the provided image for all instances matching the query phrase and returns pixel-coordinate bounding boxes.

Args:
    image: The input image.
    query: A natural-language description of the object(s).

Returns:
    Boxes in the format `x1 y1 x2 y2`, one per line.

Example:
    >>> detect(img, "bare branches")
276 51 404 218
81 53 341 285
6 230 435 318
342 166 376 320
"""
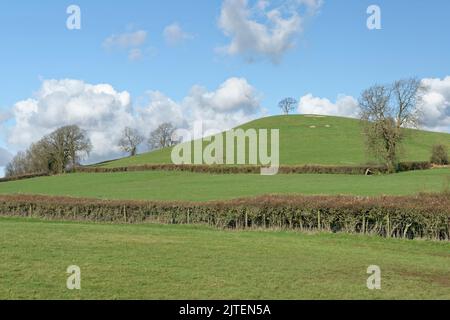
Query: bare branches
118 127 144 157
148 123 176 151
392 78 425 128
359 78 427 172
359 85 392 122
5 125 92 176
278 97 298 115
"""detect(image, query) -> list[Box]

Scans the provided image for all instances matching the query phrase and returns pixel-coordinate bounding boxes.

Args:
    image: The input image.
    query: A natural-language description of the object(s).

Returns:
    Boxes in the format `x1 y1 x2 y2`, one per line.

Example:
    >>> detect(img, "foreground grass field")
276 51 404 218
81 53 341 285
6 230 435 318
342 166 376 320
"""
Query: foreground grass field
97 115 450 168
0 168 449 201
0 217 448 299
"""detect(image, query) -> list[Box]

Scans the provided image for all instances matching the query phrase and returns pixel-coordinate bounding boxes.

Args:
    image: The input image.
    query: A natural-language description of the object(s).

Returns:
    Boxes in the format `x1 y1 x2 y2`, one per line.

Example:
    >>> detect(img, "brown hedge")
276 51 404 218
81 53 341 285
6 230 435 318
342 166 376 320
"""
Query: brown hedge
0 172 49 183
75 162 433 175
75 164 390 175
0 193 449 240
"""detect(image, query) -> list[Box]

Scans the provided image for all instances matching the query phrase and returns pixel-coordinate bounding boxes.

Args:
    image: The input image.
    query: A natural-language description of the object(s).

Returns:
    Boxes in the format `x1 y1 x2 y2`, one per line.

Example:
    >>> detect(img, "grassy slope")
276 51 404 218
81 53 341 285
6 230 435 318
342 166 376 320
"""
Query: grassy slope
0 169 449 201
98 115 450 168
0 218 448 299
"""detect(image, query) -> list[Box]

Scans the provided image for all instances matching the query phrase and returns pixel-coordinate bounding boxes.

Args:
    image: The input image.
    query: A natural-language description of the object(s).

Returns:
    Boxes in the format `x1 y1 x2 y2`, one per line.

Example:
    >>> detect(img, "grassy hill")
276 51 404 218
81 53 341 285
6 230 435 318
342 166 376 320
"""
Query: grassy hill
1 116 449 300
1 115 449 201
97 115 450 168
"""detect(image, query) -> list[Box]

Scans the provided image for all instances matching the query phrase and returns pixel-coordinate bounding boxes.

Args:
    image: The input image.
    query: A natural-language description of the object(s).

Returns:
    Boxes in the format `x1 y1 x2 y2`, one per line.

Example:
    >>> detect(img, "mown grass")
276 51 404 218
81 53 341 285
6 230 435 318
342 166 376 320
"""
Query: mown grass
0 217 448 300
98 115 450 168
0 168 449 201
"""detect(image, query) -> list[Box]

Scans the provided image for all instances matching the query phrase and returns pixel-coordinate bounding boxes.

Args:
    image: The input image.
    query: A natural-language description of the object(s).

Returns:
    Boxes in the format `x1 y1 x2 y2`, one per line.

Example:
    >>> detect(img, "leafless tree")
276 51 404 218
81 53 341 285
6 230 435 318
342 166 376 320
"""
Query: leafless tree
119 127 144 156
392 78 425 128
278 97 298 115
359 78 426 172
44 125 92 172
5 125 91 176
148 123 176 150
5 151 29 177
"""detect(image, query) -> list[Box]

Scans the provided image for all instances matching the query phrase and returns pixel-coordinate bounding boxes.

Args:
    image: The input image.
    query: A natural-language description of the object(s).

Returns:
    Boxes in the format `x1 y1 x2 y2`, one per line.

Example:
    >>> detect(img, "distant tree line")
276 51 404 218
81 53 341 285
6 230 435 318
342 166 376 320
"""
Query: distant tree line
5 122 179 178
5 125 91 177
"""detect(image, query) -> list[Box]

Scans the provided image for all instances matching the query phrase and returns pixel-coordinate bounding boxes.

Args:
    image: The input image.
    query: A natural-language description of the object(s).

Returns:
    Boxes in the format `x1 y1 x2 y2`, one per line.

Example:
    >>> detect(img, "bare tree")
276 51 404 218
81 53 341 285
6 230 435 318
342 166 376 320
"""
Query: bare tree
119 127 144 156
44 125 92 172
5 151 29 177
63 125 92 168
148 123 176 150
278 97 298 115
359 78 425 172
5 125 91 176
392 78 425 129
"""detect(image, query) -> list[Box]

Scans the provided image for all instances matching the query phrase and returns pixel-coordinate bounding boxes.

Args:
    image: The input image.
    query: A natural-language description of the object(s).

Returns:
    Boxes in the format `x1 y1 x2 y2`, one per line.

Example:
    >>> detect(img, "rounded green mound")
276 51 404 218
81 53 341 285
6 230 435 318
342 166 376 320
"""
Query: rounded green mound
96 115 450 168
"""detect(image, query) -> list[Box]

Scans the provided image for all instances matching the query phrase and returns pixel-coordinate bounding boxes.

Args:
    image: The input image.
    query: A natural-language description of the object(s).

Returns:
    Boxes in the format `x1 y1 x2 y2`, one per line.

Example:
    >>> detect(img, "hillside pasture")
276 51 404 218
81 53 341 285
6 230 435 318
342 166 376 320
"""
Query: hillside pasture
0 168 449 202
0 218 449 299
96 115 450 168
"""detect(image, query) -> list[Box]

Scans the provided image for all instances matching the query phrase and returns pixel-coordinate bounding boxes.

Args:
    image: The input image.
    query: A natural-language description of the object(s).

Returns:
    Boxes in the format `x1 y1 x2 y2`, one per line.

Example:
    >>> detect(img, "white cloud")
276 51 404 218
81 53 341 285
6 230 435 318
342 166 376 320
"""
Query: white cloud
0 147 12 177
163 23 193 46
0 147 12 167
298 94 360 118
103 30 148 61
5 78 263 163
103 30 147 49
0 110 11 122
297 77 450 134
136 77 262 135
420 76 450 133
128 48 143 61
8 79 134 159
182 77 262 132
218 0 322 63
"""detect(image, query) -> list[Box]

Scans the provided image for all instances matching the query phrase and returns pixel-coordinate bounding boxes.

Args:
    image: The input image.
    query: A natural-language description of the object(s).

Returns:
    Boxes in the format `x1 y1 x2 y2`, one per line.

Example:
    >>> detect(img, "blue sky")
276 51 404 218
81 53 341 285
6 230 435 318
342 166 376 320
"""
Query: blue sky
1 0 450 176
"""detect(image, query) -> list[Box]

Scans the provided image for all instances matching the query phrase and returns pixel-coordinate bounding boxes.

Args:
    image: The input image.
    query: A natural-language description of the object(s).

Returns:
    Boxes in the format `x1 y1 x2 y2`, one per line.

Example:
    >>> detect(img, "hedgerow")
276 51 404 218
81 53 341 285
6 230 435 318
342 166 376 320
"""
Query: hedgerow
397 161 432 172
0 193 448 240
75 164 390 175
0 172 49 183
74 162 434 175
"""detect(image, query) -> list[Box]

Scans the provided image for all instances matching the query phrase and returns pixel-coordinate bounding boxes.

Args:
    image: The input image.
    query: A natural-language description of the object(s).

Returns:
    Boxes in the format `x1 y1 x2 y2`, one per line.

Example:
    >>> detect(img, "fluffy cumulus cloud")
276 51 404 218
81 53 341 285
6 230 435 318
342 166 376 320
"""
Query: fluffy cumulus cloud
297 77 450 133
0 147 12 177
0 110 11 122
103 30 148 61
8 79 134 159
163 23 193 46
298 94 360 118
0 147 12 167
183 77 262 132
4 78 263 163
420 77 450 133
218 0 322 63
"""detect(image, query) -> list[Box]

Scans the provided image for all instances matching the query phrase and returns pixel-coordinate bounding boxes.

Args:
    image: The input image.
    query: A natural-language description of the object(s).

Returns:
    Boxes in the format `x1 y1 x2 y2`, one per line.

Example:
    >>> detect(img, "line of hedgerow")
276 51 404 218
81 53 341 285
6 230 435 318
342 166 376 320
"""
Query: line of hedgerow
1 193 448 240
74 161 432 175
0 162 433 183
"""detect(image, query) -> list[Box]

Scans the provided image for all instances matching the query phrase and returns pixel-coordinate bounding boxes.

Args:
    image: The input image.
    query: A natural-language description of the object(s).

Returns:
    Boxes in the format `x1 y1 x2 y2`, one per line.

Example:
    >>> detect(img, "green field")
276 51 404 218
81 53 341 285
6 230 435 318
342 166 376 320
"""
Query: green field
1 115 449 300
97 115 450 168
0 168 449 201
0 218 448 299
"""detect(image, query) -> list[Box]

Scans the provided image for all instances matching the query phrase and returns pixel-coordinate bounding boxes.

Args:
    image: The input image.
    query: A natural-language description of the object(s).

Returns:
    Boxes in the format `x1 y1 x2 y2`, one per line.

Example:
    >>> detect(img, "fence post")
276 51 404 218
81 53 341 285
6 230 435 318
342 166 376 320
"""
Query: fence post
244 211 248 229
386 214 390 238
362 213 366 234
317 210 321 231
